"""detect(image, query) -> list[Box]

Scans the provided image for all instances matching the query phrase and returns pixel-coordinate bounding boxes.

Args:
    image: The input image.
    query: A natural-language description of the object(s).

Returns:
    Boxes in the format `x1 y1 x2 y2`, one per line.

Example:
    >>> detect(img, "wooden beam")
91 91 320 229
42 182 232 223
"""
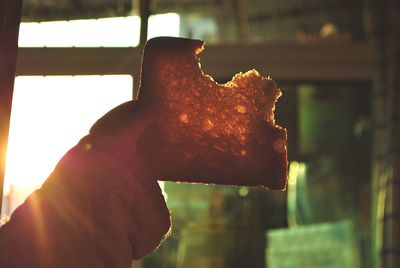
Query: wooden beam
16 42 373 81
139 0 150 46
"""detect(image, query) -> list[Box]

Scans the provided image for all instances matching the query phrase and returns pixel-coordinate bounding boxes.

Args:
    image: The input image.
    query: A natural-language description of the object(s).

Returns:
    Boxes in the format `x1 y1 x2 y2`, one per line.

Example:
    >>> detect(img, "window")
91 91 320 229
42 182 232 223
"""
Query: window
1 13 181 223
18 13 180 47
2 75 133 219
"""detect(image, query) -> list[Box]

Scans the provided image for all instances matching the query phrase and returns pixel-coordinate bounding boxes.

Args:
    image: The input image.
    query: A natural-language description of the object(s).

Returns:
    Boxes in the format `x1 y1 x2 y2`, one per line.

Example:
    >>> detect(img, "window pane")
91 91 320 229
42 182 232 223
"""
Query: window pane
1 75 133 221
148 13 181 40
18 13 180 47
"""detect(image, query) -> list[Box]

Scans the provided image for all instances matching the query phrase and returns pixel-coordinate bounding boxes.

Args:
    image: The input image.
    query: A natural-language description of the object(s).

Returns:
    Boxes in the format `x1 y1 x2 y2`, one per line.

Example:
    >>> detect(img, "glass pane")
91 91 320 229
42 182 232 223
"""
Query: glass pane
1 75 133 222
18 13 180 47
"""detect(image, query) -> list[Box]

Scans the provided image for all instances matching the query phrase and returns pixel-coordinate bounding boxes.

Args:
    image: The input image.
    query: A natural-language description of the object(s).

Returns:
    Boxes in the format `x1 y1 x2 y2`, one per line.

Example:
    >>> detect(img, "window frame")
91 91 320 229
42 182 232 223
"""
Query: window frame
16 42 373 87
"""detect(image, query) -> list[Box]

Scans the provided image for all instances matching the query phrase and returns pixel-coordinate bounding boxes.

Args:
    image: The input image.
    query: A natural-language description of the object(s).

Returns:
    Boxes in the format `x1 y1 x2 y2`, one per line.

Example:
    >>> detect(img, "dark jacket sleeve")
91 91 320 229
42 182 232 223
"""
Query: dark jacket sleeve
0 137 170 268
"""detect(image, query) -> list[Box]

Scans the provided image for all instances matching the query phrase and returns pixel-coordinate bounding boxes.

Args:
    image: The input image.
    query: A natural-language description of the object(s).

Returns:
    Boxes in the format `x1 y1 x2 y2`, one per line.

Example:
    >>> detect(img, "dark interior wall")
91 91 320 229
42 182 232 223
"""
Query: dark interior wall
364 0 400 267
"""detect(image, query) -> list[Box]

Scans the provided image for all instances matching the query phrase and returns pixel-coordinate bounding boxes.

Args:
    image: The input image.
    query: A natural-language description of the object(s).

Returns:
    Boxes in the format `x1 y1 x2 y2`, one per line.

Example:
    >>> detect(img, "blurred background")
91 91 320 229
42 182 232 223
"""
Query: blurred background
0 0 399 267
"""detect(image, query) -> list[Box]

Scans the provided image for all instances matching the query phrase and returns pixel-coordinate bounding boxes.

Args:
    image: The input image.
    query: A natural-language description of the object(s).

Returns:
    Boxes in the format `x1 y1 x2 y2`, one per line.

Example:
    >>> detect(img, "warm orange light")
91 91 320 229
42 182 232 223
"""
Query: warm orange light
3 75 132 214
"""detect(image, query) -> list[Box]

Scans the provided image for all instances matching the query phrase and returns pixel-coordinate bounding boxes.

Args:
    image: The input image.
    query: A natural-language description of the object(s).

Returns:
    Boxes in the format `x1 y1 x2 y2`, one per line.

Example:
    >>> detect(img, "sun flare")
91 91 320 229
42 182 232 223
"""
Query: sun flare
3 75 133 212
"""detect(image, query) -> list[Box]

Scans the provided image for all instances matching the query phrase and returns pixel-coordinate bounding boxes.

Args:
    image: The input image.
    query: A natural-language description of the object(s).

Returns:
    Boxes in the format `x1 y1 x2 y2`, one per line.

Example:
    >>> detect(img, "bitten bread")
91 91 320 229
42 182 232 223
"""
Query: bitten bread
137 37 288 190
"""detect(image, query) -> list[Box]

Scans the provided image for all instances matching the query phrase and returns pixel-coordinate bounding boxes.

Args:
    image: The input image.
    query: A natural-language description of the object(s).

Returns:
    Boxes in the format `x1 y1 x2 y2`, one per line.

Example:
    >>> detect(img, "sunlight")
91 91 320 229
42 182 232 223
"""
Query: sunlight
3 75 132 214
18 13 180 47
2 12 180 222
148 13 181 40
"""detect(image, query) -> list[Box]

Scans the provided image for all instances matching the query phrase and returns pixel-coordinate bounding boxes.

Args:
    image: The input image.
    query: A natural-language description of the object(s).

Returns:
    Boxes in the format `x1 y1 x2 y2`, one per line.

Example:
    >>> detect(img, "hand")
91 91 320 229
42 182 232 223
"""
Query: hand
0 100 171 268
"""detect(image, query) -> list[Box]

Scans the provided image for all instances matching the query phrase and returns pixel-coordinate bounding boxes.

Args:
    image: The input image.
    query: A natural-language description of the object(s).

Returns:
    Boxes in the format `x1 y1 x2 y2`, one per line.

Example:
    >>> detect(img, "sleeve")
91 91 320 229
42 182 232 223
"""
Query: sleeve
0 142 171 268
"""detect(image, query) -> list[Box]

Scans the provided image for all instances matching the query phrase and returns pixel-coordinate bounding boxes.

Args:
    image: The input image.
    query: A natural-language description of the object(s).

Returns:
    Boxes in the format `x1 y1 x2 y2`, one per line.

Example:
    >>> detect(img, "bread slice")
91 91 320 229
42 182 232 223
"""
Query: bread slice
137 37 288 190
